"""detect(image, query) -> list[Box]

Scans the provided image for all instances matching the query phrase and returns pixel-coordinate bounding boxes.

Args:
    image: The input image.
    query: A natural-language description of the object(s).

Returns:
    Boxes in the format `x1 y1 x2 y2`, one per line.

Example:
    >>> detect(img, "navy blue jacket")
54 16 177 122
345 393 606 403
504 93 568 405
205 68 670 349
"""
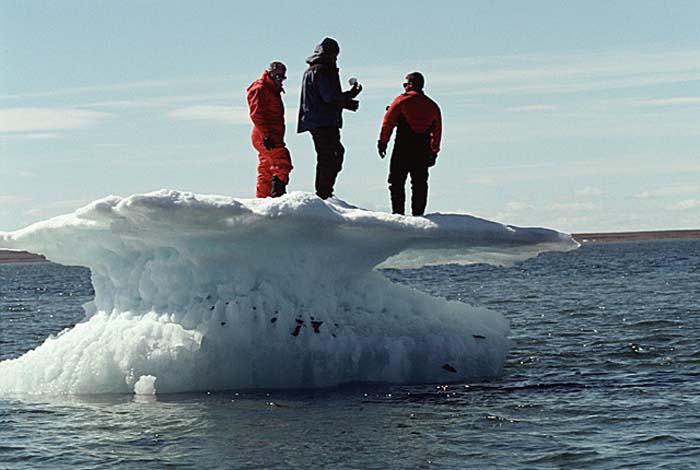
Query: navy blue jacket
297 39 357 133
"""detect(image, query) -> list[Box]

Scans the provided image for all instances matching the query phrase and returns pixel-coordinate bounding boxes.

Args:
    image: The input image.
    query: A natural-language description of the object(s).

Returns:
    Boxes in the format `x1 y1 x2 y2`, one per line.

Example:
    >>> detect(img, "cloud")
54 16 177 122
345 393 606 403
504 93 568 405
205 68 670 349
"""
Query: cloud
575 186 605 196
0 195 20 204
668 199 700 211
23 199 91 217
506 201 531 211
421 49 700 98
18 133 62 140
637 97 700 106
506 105 557 113
548 202 596 211
0 77 242 101
0 195 32 207
167 105 249 124
0 108 111 133
634 185 699 199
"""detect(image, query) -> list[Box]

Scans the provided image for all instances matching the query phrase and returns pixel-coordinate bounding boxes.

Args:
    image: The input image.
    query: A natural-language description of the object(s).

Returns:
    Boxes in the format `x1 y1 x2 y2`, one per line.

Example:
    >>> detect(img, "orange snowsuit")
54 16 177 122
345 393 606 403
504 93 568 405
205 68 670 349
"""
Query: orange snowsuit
247 71 293 197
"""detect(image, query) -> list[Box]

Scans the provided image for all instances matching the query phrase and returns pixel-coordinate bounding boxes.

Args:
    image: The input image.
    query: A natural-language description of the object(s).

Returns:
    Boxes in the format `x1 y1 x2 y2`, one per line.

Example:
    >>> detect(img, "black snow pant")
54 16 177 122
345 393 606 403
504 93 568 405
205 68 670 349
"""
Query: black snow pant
388 155 429 216
310 127 345 199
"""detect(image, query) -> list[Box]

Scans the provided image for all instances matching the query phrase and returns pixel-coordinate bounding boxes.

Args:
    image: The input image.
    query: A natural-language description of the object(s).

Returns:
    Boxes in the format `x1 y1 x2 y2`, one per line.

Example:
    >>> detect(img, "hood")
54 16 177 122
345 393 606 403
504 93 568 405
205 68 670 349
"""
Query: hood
306 37 340 66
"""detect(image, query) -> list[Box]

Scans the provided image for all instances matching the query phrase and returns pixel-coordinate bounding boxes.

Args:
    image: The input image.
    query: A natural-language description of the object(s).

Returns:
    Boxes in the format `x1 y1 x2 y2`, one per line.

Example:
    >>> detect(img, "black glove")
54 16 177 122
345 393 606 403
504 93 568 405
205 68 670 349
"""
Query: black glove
344 99 359 112
427 153 437 167
347 83 362 99
263 136 274 150
377 141 387 159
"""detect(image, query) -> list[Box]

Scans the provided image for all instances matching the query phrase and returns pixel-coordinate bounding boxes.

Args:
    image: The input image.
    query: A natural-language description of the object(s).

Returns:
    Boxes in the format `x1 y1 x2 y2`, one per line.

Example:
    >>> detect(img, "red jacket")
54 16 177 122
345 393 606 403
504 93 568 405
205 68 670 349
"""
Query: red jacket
379 91 442 154
247 72 286 147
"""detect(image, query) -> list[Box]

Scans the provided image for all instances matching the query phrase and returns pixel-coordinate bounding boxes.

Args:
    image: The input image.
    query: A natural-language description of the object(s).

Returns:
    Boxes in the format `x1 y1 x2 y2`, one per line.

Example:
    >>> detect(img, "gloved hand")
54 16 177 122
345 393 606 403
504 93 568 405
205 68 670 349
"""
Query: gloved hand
348 83 363 99
263 136 274 150
377 141 387 159
427 153 437 167
344 99 359 112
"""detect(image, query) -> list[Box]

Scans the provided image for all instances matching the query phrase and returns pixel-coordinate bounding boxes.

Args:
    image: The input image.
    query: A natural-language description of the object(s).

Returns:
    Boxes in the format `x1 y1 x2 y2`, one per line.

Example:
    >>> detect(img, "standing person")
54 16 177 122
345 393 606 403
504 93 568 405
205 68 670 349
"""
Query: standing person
247 61 293 198
297 37 362 199
378 72 442 216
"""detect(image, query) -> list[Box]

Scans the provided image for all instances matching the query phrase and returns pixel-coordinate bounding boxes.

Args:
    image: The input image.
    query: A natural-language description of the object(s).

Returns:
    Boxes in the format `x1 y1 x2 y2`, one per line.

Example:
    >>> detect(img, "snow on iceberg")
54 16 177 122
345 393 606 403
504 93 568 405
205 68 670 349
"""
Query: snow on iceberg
0 190 577 394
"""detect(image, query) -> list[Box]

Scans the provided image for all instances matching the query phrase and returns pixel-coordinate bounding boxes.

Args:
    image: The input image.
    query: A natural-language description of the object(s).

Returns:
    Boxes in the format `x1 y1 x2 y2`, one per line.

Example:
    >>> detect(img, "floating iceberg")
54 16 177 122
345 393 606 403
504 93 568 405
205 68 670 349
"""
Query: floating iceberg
0 190 577 394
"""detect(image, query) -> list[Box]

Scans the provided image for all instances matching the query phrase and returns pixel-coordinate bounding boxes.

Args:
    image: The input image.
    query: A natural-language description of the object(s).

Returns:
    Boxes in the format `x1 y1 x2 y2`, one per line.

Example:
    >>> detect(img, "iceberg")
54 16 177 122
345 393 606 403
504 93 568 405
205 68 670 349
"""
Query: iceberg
0 190 577 394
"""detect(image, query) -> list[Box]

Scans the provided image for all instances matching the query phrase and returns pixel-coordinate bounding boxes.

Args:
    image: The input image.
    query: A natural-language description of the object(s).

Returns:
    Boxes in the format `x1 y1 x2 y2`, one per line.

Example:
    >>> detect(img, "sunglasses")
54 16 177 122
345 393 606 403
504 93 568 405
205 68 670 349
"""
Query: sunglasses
273 74 287 81
403 81 411 88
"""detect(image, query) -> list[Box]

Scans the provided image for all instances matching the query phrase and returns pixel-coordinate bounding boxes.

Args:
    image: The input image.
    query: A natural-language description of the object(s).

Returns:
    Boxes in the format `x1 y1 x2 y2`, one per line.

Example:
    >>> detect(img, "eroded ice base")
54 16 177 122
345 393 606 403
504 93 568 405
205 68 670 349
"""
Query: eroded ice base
0 190 577 394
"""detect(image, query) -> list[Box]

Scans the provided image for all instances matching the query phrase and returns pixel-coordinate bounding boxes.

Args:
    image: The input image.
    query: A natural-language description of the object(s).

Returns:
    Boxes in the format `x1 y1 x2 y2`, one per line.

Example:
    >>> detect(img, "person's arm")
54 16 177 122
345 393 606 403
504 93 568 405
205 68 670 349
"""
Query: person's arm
318 70 362 105
378 97 402 146
247 86 270 136
429 105 442 154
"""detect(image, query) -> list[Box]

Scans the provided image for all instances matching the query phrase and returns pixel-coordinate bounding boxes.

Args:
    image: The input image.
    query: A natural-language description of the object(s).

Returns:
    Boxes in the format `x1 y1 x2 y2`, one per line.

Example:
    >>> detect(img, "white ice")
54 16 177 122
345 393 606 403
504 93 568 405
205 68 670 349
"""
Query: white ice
0 190 578 394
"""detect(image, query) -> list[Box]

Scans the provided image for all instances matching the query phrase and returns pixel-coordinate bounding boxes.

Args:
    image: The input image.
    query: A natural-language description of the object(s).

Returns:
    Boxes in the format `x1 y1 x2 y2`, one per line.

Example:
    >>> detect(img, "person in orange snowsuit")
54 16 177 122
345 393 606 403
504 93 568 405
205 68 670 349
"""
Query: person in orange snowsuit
378 72 442 216
247 62 293 197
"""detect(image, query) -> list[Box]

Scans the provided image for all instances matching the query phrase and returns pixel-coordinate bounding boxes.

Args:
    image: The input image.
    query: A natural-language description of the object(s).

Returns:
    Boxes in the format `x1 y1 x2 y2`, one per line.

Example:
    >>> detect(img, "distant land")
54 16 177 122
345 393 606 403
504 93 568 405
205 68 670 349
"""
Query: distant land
0 229 698 263
572 229 700 244
0 250 48 263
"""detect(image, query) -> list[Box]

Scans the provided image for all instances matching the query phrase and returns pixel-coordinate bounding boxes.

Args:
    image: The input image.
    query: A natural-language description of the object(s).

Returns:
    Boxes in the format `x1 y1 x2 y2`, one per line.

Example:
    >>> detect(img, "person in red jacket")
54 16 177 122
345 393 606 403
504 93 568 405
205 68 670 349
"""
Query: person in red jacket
247 62 293 197
378 72 442 216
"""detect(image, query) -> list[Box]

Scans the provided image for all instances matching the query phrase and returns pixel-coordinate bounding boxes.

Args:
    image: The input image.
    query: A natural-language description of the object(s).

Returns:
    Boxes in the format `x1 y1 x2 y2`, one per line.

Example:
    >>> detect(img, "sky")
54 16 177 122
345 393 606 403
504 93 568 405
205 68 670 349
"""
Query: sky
1 0 699 233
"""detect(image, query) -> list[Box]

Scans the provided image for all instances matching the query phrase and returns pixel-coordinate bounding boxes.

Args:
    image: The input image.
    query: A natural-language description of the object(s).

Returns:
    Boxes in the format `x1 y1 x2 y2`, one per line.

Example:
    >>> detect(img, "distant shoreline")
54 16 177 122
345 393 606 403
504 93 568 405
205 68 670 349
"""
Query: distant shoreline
572 229 700 244
1 229 699 263
0 250 48 264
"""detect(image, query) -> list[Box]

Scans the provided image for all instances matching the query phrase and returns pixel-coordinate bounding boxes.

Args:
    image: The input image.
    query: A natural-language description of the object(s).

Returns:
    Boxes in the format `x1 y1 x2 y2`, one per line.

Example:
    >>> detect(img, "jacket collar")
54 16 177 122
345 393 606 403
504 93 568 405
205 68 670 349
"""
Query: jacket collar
262 71 284 93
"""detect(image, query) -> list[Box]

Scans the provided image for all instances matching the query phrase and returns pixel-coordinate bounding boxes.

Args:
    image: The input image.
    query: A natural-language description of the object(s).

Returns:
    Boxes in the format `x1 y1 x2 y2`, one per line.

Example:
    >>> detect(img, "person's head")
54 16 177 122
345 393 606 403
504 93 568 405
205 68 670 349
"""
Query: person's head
403 72 425 92
267 61 287 87
317 37 340 60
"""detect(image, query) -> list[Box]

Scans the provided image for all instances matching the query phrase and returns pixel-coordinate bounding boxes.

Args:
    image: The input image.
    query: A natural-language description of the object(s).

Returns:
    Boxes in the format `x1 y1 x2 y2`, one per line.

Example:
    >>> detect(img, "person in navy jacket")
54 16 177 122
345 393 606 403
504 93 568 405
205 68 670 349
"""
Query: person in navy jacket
297 37 362 199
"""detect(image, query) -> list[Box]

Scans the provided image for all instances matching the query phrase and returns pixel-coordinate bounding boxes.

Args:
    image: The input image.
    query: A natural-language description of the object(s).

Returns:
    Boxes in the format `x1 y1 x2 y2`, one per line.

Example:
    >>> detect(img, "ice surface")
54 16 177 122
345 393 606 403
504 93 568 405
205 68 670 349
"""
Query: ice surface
0 190 577 394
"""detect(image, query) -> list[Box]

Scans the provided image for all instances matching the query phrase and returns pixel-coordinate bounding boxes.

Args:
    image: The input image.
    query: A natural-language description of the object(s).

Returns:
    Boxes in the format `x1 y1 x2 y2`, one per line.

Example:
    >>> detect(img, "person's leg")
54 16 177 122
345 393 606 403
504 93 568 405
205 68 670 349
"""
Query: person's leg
409 164 429 216
256 151 273 197
388 156 409 215
269 147 293 197
311 127 344 199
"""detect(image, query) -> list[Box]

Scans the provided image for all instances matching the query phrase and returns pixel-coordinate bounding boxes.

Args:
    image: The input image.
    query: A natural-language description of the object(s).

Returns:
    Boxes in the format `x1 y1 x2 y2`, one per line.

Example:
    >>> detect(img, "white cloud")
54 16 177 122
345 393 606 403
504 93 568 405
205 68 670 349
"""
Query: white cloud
548 202 596 211
168 105 249 124
506 105 557 113
575 186 605 196
24 199 90 217
637 97 700 106
0 170 36 178
0 77 242 101
634 185 699 199
506 201 531 211
18 133 62 140
0 108 111 133
0 195 20 204
668 199 700 211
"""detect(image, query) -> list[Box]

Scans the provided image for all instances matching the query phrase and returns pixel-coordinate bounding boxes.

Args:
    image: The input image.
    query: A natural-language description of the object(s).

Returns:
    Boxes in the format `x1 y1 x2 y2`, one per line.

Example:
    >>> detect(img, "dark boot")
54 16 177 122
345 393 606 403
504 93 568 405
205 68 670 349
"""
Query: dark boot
271 176 286 197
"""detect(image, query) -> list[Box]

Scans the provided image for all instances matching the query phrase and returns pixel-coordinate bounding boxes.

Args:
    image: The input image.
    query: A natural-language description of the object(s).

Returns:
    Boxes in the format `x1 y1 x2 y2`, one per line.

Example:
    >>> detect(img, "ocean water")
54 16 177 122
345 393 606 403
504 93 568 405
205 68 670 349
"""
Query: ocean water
1 240 699 469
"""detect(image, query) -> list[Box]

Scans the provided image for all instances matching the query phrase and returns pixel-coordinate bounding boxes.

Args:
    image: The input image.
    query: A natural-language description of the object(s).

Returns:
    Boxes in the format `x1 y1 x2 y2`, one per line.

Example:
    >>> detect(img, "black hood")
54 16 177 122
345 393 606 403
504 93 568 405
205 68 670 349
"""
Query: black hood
306 37 340 66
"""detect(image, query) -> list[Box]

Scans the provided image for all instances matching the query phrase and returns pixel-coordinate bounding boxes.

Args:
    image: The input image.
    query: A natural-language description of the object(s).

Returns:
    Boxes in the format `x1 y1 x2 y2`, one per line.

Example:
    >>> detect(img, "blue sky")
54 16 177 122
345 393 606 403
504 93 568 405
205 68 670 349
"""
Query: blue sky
1 0 699 232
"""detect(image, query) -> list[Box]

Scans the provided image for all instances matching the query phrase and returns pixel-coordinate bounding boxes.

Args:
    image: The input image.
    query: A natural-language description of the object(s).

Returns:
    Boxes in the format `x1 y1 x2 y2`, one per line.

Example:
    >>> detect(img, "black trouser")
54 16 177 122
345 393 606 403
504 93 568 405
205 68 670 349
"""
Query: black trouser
310 127 344 199
388 154 429 216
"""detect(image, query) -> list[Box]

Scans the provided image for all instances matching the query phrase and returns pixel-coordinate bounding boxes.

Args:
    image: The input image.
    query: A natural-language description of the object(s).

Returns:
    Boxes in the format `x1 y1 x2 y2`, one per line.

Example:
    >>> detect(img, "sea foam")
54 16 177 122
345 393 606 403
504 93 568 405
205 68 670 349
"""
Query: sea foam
0 190 578 394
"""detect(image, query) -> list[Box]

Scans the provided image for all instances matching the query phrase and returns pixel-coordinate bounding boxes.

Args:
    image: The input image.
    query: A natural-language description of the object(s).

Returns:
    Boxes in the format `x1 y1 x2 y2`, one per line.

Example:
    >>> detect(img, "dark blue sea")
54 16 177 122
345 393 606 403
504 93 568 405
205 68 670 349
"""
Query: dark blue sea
1 240 699 469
